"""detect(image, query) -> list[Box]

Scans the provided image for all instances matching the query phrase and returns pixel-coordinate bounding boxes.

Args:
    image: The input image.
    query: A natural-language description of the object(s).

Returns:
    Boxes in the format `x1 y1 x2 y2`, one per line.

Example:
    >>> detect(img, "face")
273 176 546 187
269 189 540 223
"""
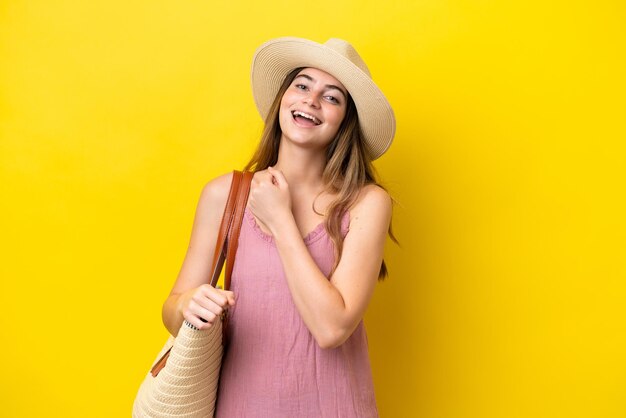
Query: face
278 67 348 153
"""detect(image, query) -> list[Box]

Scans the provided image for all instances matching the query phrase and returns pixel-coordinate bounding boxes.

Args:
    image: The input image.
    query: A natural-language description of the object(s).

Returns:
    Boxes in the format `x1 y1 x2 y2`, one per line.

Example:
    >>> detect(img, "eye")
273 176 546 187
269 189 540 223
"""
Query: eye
325 95 340 104
294 84 307 90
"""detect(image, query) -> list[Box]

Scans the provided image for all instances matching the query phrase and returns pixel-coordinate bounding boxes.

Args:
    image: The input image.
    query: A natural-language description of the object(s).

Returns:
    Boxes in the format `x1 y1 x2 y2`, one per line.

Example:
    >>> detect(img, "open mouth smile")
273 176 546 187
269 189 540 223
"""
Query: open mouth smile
291 110 322 126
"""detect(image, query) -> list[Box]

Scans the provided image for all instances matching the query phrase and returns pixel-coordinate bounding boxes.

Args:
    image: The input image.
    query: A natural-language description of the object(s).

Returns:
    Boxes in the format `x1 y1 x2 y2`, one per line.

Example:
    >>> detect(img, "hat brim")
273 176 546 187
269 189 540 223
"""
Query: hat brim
251 37 395 160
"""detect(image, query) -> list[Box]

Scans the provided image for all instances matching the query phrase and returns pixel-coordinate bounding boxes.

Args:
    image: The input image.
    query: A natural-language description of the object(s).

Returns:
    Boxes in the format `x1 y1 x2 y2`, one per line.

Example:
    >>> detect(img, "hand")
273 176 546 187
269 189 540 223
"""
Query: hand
248 167 292 235
177 284 235 330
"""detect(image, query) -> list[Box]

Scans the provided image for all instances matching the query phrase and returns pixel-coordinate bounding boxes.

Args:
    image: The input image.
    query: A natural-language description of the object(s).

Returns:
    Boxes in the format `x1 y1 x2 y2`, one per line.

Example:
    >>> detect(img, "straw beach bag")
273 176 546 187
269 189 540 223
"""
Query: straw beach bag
133 170 252 418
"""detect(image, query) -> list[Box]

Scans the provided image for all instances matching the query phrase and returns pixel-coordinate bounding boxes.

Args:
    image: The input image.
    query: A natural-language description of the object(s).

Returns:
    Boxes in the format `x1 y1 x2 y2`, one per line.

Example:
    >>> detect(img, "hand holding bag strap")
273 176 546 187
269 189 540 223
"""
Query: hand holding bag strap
148 170 251 378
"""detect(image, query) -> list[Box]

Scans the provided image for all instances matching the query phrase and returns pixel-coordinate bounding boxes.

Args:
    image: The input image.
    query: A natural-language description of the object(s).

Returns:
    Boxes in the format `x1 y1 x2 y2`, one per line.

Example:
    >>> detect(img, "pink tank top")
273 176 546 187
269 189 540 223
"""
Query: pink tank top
214 207 379 417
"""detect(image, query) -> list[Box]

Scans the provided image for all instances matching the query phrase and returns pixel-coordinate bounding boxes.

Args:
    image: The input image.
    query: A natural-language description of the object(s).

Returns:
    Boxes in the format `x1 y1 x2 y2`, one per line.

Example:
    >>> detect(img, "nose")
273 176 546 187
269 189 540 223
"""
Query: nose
303 92 321 108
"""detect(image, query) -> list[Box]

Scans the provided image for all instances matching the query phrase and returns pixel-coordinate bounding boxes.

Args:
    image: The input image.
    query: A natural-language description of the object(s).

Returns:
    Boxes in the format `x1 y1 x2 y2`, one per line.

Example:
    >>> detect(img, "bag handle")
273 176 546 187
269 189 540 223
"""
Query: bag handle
208 170 253 290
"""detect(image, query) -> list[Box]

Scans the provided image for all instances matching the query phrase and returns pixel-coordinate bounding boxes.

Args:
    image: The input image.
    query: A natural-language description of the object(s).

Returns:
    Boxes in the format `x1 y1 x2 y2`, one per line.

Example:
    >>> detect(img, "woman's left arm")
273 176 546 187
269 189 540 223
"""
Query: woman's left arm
249 167 392 349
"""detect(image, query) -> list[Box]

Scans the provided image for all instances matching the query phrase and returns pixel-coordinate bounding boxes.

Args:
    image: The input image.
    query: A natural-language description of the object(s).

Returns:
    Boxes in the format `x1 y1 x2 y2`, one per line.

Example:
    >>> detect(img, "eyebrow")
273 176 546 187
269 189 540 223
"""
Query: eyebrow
294 74 348 100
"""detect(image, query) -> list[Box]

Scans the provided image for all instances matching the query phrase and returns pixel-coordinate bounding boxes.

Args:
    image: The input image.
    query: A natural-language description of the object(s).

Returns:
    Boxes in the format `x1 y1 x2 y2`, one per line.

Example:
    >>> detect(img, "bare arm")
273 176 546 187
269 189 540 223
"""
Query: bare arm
250 169 392 349
161 172 236 337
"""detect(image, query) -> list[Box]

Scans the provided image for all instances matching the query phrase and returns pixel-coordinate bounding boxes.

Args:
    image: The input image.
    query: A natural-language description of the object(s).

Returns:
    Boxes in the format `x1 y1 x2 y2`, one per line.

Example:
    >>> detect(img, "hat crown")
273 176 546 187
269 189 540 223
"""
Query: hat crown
324 38 371 77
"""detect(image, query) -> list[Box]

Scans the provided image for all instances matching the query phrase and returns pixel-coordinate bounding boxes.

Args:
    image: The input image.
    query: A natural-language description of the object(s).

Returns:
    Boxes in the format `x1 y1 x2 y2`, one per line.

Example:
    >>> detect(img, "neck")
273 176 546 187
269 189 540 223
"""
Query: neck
272 136 327 191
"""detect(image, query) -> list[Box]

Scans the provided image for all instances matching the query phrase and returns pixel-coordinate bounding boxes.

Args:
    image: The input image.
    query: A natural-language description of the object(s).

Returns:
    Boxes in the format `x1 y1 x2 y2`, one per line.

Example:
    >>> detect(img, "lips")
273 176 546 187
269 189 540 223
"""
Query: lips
291 110 322 126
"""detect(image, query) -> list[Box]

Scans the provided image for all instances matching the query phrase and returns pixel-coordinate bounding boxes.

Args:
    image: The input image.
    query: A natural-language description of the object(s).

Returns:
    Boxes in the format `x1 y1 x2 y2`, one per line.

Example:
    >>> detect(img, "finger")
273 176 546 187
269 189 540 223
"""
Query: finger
186 300 221 328
268 166 288 188
219 289 236 306
195 290 229 311
199 284 228 307
255 170 273 184
183 309 213 329
267 167 278 185
185 315 207 329
195 306 219 324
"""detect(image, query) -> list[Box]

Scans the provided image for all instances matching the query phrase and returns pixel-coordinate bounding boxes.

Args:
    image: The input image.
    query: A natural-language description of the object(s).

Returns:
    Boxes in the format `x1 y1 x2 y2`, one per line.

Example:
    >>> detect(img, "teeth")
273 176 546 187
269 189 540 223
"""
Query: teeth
293 111 321 125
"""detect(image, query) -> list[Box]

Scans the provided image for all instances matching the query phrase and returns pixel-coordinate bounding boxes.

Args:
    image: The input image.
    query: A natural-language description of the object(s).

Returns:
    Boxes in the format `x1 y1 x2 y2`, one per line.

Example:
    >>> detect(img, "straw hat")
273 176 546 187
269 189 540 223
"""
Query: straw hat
250 37 396 160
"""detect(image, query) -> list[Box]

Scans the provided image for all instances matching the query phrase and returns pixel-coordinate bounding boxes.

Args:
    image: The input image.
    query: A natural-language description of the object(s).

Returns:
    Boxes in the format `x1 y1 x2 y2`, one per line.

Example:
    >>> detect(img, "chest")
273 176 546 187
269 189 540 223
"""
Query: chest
253 192 336 241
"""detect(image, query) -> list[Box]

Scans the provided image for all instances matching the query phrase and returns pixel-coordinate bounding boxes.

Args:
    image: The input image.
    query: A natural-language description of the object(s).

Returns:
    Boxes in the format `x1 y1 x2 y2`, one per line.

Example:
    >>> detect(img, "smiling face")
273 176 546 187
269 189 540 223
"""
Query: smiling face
278 67 348 154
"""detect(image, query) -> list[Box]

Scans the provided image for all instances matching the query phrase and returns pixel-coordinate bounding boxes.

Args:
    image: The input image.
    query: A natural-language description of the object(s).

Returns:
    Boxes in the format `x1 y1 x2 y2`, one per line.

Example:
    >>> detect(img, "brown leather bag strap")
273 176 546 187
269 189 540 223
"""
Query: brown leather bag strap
224 171 253 290
208 171 240 288
208 170 252 290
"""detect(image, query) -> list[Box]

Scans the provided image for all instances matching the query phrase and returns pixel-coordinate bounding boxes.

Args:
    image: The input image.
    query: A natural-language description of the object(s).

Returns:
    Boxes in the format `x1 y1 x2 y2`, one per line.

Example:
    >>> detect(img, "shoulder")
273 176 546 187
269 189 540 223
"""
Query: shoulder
352 184 392 215
348 184 392 231
198 171 234 209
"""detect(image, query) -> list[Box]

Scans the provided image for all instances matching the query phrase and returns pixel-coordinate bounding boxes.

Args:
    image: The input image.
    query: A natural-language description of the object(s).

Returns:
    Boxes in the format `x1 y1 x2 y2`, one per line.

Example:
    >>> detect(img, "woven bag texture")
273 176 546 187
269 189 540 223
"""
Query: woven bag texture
132 319 223 418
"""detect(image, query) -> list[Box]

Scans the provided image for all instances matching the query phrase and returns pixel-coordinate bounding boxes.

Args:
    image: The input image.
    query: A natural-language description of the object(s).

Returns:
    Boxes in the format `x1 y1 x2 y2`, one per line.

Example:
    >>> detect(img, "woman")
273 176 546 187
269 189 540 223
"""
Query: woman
162 37 396 417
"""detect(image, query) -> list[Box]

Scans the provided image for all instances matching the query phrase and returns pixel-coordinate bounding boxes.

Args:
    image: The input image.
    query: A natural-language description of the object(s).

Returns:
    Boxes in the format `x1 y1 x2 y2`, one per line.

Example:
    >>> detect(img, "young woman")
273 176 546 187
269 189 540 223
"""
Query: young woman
161 37 396 417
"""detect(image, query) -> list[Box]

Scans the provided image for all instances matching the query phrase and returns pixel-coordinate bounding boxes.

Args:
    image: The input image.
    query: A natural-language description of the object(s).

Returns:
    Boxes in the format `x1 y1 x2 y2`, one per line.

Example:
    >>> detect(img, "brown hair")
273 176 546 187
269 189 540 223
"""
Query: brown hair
244 67 397 279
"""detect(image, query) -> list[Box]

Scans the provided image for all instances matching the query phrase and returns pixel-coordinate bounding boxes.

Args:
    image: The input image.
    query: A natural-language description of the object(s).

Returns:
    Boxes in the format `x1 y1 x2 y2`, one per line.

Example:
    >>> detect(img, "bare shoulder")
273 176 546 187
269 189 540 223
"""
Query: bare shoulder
199 171 234 209
352 184 392 217
348 184 393 232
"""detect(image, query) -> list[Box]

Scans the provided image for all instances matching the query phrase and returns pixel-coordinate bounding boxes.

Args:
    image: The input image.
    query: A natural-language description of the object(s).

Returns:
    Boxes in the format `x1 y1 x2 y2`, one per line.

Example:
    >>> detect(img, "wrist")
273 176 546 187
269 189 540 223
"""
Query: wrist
270 212 297 241
174 292 188 317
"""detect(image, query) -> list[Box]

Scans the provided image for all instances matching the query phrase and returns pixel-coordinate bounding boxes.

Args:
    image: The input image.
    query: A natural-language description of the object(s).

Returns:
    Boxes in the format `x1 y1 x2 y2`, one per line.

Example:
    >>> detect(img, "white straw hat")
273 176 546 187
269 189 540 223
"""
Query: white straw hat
251 37 396 160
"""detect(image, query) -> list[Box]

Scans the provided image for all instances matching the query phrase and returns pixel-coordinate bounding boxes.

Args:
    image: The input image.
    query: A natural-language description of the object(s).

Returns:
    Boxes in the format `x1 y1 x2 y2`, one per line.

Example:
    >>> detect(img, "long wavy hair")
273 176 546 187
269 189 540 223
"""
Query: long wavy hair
244 67 397 280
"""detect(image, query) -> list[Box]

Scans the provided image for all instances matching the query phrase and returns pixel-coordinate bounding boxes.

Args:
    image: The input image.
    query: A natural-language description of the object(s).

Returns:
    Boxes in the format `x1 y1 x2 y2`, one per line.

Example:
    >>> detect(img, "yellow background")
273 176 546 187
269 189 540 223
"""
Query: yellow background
1 1 625 417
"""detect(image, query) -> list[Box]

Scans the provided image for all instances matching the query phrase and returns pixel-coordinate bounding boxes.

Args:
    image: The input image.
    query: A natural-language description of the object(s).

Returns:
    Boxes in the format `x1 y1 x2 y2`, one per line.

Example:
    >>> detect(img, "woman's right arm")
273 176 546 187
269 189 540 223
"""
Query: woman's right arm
162 172 236 337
